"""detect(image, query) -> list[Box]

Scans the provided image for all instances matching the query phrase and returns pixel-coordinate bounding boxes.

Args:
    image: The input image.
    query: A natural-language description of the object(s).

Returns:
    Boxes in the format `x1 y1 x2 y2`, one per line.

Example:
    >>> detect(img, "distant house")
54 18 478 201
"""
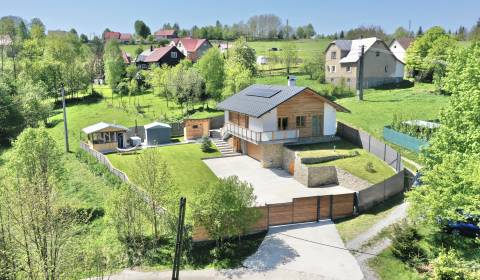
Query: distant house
218 42 231 54
0 35 12 46
325 37 405 89
154 29 178 41
103 31 132 43
389 37 414 64
135 45 185 69
170 37 212 62
121 50 131 64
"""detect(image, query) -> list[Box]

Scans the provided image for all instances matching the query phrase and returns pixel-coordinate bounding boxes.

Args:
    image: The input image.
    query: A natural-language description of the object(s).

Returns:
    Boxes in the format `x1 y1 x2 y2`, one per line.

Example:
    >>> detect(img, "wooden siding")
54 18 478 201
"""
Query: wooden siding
228 111 249 128
247 142 262 161
332 194 354 219
293 197 318 223
319 195 331 219
184 119 210 140
276 89 325 137
268 203 293 225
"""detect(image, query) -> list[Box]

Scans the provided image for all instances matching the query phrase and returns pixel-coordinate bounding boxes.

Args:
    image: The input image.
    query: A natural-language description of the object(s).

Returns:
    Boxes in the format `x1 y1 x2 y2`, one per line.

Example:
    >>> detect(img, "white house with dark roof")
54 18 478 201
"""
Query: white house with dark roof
389 37 414 64
217 77 350 168
325 37 405 89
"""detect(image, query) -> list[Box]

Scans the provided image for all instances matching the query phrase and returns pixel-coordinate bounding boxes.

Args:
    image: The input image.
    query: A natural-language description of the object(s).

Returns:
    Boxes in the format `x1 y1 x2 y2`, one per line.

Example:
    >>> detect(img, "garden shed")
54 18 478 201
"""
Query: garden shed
144 122 171 145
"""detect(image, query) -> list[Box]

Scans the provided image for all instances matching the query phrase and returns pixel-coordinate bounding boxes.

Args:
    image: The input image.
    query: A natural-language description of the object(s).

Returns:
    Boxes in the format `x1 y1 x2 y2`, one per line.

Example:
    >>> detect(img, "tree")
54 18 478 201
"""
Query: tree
192 176 260 245
103 39 125 95
296 26 305 39
196 47 225 101
18 79 52 127
133 148 177 239
147 64 171 106
416 26 423 37
408 42 480 231
281 41 298 74
393 26 410 38
80 33 88 43
1 127 85 279
0 78 24 144
228 37 256 75
134 20 151 39
223 59 253 96
345 25 387 40
301 55 325 81
304 24 316 38
339 30 345 39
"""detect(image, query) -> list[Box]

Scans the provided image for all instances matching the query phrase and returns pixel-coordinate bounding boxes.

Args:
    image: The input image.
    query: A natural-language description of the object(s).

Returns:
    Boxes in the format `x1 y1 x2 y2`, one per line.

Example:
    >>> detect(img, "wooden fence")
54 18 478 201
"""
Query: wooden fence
192 193 355 242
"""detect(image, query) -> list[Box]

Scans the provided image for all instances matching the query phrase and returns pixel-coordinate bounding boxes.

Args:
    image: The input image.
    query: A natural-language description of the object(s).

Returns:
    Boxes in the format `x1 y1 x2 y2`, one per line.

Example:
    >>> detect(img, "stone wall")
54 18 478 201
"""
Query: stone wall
295 164 339 187
261 143 284 168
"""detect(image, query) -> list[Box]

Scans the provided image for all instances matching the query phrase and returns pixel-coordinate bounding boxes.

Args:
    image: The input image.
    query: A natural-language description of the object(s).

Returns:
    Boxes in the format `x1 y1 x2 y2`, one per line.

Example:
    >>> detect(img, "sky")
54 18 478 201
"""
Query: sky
2 0 479 37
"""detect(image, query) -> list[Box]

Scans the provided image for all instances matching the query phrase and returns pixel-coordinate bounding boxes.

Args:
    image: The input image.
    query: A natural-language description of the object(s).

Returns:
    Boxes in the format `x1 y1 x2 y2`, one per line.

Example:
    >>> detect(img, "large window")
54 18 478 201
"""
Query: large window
171 51 177 58
346 66 351 72
278 117 288 130
331 51 337 59
296 116 306 128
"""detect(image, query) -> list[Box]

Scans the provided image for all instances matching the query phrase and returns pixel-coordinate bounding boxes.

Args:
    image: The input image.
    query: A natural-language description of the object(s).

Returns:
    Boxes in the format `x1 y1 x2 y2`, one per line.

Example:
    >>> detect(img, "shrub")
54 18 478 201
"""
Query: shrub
391 220 427 267
365 161 375 173
201 136 213 152
431 250 480 280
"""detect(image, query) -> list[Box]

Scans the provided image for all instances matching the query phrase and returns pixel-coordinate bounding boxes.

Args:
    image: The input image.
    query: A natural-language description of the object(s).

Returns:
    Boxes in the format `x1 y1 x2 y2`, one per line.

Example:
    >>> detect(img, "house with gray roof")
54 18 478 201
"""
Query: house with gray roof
217 76 349 168
325 37 405 89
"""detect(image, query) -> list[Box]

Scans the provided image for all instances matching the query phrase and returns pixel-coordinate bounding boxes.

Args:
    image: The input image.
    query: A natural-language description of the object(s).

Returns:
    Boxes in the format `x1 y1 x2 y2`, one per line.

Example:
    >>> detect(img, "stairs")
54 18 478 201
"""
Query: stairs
210 130 241 157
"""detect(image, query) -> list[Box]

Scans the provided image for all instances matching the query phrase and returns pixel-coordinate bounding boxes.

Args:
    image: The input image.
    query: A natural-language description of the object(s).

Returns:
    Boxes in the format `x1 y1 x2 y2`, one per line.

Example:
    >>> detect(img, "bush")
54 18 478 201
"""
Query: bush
365 161 375 173
201 136 213 152
391 220 427 267
431 250 480 280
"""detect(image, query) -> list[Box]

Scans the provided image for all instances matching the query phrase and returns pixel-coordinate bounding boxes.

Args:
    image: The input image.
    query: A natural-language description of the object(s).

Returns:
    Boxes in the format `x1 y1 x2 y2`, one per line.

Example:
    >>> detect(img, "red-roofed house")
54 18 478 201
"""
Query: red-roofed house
135 45 185 69
119 33 133 43
103 31 132 43
170 38 212 62
121 50 131 64
154 29 178 41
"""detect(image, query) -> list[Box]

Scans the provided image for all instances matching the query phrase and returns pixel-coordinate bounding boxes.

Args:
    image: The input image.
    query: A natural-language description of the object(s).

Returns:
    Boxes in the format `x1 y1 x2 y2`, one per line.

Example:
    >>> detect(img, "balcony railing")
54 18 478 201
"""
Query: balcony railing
224 122 299 143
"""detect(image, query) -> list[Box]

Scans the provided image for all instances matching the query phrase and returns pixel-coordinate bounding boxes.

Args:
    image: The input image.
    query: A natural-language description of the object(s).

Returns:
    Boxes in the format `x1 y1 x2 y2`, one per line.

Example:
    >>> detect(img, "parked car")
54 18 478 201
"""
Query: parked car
441 210 480 238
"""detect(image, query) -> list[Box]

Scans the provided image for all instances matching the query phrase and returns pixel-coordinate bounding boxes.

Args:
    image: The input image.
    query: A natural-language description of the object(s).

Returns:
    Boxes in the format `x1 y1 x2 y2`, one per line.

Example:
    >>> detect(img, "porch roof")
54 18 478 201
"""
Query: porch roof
82 122 129 134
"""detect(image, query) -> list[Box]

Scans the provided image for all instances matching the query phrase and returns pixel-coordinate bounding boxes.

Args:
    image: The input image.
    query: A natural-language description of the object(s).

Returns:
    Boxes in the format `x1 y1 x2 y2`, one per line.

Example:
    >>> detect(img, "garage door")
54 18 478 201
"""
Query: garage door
247 142 261 161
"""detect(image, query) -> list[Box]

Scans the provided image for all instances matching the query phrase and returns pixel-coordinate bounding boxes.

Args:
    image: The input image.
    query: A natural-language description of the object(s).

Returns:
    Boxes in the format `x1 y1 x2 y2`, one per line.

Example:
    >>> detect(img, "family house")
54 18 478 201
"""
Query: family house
170 38 212 62
103 31 132 43
325 37 405 89
121 50 132 64
154 29 178 40
217 77 350 168
135 45 185 69
389 37 414 64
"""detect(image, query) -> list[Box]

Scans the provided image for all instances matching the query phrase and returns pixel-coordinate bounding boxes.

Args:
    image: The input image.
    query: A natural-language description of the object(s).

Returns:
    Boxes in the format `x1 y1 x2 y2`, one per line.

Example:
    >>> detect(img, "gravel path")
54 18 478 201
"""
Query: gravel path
347 202 408 251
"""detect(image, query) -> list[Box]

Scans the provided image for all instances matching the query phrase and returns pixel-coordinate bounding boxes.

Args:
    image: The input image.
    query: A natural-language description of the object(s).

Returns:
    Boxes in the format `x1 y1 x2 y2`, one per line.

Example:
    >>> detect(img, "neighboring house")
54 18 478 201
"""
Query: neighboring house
217 76 350 168
103 31 132 43
389 37 414 64
325 37 405 89
154 29 178 40
170 37 212 62
135 45 185 69
0 35 12 46
218 42 231 54
121 50 131 64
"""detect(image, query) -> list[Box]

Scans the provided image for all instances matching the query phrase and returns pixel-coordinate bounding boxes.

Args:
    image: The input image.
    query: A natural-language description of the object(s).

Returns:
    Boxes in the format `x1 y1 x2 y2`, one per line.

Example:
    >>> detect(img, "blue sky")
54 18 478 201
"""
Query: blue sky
3 0 479 37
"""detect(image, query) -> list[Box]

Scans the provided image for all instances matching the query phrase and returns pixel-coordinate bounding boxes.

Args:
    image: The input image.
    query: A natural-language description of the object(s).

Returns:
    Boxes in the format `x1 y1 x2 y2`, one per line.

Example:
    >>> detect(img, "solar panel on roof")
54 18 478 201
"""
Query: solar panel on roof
244 88 281 98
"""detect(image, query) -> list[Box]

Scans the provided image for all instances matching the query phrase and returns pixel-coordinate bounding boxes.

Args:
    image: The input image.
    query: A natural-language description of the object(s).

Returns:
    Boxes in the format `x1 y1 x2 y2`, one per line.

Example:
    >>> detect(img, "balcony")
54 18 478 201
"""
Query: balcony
224 122 299 144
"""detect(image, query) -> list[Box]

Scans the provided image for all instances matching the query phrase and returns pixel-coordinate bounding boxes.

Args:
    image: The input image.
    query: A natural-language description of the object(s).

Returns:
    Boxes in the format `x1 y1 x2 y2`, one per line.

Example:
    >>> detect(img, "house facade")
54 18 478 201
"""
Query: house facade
154 29 178 41
325 37 405 89
170 38 212 62
103 31 132 43
82 122 129 153
135 45 185 69
389 37 414 64
217 77 350 168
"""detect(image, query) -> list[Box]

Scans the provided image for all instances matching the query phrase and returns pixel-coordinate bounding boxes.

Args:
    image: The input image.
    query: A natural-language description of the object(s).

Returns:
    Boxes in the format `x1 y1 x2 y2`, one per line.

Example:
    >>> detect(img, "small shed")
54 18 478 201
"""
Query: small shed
256 56 268 65
144 122 171 145
184 118 210 141
82 122 129 153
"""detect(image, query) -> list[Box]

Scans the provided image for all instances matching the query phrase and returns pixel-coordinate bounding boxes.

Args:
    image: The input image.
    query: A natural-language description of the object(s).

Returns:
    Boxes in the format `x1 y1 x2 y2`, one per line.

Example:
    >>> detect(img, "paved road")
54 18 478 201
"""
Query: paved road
108 222 363 280
203 156 353 205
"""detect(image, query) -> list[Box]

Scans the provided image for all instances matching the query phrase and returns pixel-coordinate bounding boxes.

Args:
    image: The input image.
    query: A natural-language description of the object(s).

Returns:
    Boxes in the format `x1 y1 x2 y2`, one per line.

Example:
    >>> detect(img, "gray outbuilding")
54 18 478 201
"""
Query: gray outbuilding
144 122 171 145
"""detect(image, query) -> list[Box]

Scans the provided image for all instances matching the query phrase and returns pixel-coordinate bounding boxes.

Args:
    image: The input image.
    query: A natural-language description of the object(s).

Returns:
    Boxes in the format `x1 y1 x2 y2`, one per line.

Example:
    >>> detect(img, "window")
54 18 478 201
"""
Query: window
192 125 199 129
330 78 335 82
296 116 306 128
376 51 380 57
104 132 110 143
171 51 177 58
331 51 337 59
278 117 288 130
346 66 351 72
331 65 336 73
385 65 388 72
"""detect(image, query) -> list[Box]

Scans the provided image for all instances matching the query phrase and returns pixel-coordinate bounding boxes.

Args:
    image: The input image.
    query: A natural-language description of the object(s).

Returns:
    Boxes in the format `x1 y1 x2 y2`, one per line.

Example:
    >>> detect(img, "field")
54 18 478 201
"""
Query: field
247 38 330 59
107 144 221 199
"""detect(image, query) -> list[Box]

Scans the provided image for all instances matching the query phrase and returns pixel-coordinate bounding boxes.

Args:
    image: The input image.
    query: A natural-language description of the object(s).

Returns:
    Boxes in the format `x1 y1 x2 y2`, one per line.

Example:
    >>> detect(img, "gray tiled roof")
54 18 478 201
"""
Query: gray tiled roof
335 40 352 51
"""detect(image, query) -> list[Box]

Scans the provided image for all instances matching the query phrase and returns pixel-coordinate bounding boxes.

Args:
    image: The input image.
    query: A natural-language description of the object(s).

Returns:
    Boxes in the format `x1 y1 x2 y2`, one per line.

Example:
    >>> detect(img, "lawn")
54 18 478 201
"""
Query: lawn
107 144 221 198
247 38 330 60
120 44 151 56
256 74 334 93
291 140 396 184
369 248 422 280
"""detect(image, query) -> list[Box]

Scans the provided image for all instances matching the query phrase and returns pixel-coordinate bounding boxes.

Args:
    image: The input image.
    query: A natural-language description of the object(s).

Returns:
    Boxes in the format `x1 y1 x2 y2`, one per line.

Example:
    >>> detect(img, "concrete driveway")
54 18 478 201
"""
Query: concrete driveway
203 156 353 205
107 221 363 280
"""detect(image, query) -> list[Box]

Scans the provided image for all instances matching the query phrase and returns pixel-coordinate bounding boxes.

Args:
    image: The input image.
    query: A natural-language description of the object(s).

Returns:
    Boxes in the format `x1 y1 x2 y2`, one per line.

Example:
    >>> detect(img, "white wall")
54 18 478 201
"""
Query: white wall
224 110 229 123
248 108 277 132
392 61 405 79
389 41 406 63
323 104 337 136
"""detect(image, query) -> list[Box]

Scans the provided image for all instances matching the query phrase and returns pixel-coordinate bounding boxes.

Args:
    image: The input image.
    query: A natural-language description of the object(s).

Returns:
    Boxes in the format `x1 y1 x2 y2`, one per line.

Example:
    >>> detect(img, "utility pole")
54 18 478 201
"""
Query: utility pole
356 45 365 101
286 19 290 39
172 197 186 280
61 85 70 152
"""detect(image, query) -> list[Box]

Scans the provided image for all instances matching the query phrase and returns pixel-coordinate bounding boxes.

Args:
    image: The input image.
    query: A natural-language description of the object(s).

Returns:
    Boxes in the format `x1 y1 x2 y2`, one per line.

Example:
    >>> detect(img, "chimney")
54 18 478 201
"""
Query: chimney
287 75 297 87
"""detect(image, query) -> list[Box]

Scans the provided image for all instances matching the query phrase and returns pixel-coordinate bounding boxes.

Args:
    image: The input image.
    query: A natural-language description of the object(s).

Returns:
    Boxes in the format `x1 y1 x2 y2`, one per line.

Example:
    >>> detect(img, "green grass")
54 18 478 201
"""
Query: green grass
291 140 396 184
335 194 405 242
247 39 330 59
369 248 422 280
107 144 221 198
335 83 449 140
256 74 333 93
120 44 151 56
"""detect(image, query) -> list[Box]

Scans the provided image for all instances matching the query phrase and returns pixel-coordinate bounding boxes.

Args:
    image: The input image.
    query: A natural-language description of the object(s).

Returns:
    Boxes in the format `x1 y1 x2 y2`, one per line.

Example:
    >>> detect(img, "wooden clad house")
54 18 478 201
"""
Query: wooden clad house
135 45 185 69
217 77 350 167
82 122 129 153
